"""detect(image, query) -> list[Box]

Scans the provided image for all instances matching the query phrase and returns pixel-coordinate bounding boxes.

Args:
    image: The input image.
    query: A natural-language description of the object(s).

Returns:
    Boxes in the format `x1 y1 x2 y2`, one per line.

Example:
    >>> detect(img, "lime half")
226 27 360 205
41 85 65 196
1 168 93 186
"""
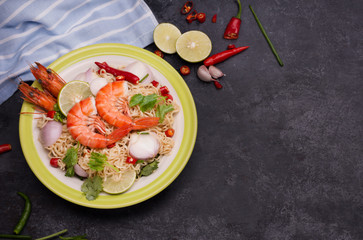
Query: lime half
176 30 212 63
103 169 136 194
57 80 92 116
153 23 182 54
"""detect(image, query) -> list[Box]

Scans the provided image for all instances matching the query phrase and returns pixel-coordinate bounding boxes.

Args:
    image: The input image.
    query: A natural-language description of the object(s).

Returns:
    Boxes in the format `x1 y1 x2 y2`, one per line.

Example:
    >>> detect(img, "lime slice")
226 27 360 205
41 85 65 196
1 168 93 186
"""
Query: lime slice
176 30 212 63
153 23 181 54
57 80 92 115
103 169 136 194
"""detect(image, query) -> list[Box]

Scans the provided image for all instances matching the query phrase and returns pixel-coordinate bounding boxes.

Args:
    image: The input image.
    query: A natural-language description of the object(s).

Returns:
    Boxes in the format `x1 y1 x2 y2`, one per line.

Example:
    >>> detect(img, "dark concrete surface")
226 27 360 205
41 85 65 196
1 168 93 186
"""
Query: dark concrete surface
1 0 362 239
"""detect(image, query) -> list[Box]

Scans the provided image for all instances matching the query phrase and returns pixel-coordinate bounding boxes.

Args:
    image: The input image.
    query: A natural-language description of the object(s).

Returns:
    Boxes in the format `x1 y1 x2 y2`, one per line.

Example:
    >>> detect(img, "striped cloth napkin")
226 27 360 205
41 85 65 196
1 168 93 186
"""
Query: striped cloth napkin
0 0 158 105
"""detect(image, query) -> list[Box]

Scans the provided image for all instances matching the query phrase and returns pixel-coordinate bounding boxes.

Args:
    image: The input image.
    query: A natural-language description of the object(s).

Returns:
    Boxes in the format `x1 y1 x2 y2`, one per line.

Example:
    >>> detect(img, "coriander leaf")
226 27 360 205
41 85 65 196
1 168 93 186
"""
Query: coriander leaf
59 235 88 240
62 146 78 177
139 94 159 112
88 152 108 171
129 94 144 107
53 103 66 123
135 160 145 164
156 104 174 123
88 152 119 172
140 161 159 177
81 175 103 201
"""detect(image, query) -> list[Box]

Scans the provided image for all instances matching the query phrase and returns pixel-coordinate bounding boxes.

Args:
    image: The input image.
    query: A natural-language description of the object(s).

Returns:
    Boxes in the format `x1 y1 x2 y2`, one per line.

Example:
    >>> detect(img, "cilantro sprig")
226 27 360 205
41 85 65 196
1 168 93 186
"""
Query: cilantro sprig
130 93 174 122
53 103 66 123
139 160 159 177
62 143 79 177
81 175 103 201
88 152 119 172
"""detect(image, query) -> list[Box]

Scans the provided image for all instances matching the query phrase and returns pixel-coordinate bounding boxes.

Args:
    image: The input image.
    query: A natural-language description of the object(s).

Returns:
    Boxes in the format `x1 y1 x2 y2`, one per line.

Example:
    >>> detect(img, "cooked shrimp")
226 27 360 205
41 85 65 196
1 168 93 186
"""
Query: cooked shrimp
18 80 56 112
67 97 131 148
96 81 159 129
30 62 66 98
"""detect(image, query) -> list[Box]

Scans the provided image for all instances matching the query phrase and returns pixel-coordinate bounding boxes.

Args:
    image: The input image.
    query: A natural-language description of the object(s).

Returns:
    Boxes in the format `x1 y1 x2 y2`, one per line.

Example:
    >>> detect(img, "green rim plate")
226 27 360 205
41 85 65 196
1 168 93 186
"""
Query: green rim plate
19 43 197 208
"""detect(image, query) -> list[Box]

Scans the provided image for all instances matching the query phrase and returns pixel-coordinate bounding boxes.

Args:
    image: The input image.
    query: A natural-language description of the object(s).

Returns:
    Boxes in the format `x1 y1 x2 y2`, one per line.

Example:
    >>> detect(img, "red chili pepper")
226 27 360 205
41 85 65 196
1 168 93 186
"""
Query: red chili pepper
180 65 190 75
186 10 198 23
159 86 170 95
203 46 249 66
212 14 217 23
0 144 11 154
197 13 206 23
116 75 125 81
50 158 59 168
95 62 139 84
165 94 173 101
151 80 159 87
154 50 164 58
181 1 193 15
46 110 56 118
227 44 236 50
214 81 223 89
224 0 242 39
126 156 137 164
165 128 175 137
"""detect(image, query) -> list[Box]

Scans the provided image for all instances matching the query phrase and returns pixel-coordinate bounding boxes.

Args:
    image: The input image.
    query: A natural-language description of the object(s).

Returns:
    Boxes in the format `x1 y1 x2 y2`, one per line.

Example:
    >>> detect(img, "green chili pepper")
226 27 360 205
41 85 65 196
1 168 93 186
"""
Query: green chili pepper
13 192 31 235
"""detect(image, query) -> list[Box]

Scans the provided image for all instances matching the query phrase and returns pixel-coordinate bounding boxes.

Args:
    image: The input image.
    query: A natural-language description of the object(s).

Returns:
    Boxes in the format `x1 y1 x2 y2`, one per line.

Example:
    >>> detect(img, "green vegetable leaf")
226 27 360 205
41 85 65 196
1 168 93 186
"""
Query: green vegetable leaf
135 159 145 164
59 235 88 240
139 94 159 112
53 103 66 122
140 161 159 177
156 104 174 123
62 146 78 177
81 175 103 201
88 152 119 172
88 152 108 171
129 94 144 107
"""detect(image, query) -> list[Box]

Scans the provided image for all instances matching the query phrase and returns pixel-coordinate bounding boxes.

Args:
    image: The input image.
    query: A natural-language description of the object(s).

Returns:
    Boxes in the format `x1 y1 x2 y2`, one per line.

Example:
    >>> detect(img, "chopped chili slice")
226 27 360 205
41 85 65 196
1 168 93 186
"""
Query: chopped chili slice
186 10 198 23
227 44 236 50
197 13 206 23
165 94 173 101
107 143 116 148
159 86 170 95
151 80 159 87
181 1 193 15
126 156 137 164
154 50 164 58
180 65 190 75
214 81 223 89
46 110 56 118
50 158 59 168
212 14 217 23
165 128 175 137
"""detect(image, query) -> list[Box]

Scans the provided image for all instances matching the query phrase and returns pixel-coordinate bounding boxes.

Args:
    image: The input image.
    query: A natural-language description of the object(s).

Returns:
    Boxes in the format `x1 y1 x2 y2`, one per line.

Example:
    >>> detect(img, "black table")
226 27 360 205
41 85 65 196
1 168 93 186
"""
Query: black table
1 0 362 239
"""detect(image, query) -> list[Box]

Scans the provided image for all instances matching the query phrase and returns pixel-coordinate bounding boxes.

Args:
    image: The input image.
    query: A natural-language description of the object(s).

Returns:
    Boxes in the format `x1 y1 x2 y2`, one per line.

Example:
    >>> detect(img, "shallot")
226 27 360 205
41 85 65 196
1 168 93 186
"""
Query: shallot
128 133 160 160
73 67 98 83
39 120 63 147
89 77 108 96
197 65 213 82
124 61 154 84
74 164 89 178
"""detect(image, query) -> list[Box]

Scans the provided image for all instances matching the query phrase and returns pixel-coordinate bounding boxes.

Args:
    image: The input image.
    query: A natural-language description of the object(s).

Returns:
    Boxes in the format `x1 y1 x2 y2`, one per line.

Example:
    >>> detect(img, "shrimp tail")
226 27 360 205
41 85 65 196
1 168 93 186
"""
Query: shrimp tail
132 117 160 130
106 125 133 145
30 62 66 98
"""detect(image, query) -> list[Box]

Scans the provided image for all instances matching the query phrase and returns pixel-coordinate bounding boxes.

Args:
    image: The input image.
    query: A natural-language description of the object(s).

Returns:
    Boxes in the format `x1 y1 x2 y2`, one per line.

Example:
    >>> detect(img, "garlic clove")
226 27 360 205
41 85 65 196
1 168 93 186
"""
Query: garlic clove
208 65 225 79
197 65 213 82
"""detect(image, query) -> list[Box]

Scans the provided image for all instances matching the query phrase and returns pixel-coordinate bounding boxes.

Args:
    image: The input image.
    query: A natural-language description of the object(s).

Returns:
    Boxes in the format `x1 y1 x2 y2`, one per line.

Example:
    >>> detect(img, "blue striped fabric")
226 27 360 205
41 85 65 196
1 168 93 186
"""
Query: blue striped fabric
0 0 158 105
